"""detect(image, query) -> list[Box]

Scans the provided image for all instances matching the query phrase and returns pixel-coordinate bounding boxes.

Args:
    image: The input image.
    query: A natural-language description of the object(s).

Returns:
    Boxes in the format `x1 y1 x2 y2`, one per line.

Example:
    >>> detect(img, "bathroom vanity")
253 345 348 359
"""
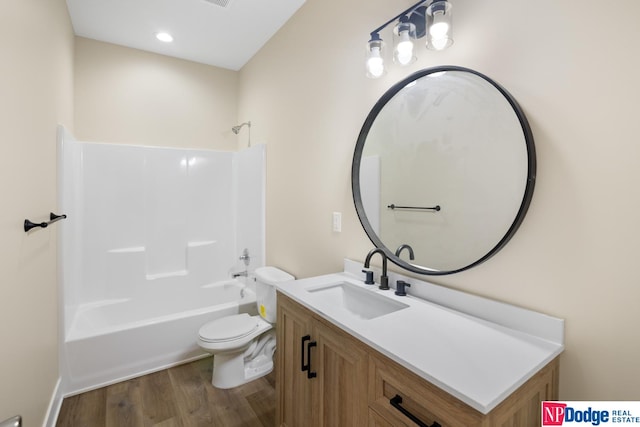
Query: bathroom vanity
275 261 563 427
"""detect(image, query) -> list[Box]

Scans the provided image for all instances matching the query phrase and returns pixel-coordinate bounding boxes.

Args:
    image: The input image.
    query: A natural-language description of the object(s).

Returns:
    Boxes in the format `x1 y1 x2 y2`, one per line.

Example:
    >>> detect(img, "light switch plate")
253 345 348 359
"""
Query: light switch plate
332 212 342 232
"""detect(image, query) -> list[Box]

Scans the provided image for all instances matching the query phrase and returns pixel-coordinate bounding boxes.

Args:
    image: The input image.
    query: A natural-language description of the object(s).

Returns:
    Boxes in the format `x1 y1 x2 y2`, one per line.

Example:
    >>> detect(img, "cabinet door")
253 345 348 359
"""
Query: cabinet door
312 318 368 427
276 295 314 427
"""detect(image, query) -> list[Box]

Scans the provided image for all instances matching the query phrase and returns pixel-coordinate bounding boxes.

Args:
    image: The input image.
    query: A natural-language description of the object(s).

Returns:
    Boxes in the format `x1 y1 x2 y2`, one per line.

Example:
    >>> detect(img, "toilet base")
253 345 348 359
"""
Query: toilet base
210 330 276 389
245 354 274 381
211 352 274 389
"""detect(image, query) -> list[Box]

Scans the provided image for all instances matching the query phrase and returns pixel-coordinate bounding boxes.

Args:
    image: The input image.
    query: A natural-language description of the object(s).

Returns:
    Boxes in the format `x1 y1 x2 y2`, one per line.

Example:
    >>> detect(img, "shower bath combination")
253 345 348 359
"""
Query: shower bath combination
232 121 251 146
57 127 266 395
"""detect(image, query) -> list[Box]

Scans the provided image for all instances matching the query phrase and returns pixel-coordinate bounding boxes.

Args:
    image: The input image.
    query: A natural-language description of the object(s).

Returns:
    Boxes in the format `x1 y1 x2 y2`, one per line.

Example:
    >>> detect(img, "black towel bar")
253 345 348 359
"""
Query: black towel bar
24 212 67 232
387 204 441 212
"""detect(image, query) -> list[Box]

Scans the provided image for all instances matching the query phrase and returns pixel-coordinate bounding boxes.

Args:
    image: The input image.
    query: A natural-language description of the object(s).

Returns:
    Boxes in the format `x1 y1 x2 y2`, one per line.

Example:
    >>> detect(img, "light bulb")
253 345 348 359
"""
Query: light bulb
394 30 414 66
367 47 385 78
426 1 453 50
429 11 449 39
430 37 449 51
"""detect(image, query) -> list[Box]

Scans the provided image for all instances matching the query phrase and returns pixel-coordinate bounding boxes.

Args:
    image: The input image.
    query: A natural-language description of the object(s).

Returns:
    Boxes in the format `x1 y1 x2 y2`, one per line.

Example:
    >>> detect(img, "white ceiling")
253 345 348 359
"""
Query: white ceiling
66 0 306 71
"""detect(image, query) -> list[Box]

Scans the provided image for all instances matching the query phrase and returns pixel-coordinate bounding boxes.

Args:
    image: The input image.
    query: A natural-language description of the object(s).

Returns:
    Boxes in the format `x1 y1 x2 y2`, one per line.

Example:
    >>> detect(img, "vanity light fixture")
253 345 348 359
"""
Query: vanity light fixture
365 0 453 78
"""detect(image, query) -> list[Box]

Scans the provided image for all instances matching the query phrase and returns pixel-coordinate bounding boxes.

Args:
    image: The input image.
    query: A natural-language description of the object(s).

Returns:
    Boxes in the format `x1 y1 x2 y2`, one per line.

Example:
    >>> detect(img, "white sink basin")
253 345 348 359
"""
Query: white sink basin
306 281 408 320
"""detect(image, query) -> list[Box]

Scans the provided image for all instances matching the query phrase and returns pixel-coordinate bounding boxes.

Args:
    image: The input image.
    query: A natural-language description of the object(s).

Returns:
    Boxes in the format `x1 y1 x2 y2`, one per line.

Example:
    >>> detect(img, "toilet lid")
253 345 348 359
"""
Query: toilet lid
198 313 260 342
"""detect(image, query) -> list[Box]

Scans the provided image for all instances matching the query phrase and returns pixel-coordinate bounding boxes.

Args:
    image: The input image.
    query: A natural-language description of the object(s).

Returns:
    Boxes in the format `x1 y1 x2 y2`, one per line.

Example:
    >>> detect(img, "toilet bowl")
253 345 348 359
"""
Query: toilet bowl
197 266 294 389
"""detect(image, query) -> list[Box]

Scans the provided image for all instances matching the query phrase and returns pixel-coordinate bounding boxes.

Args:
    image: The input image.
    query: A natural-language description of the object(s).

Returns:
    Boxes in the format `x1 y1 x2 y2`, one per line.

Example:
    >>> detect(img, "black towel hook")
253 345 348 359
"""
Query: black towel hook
24 212 67 232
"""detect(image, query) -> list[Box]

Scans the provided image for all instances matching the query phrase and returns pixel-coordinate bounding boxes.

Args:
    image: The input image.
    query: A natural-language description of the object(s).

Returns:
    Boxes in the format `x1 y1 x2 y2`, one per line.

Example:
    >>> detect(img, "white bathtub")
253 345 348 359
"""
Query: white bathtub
62 279 257 395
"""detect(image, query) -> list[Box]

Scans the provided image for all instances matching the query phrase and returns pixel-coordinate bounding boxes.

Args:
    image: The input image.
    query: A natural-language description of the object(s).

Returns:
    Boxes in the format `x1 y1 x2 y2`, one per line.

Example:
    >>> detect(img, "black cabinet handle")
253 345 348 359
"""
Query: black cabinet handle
306 340 317 379
300 335 317 379
301 335 311 372
390 395 441 427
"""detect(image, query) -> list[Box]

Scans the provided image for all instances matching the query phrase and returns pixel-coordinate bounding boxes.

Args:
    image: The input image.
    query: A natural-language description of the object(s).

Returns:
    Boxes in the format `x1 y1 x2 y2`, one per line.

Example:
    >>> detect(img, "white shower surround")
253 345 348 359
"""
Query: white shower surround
57 127 265 395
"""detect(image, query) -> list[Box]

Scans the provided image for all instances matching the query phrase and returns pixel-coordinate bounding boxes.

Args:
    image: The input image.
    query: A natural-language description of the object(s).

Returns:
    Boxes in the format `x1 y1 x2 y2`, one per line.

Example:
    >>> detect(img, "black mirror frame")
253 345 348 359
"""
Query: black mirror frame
351 66 537 275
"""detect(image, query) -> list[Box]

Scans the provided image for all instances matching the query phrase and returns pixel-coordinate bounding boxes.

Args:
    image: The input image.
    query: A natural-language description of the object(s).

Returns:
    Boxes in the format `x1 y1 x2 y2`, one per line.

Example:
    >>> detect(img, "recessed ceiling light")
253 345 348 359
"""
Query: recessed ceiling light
155 32 174 43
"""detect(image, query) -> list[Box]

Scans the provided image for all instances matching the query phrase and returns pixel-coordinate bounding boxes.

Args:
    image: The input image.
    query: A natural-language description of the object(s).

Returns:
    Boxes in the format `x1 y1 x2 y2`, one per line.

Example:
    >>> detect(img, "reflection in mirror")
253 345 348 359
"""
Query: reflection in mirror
352 66 536 275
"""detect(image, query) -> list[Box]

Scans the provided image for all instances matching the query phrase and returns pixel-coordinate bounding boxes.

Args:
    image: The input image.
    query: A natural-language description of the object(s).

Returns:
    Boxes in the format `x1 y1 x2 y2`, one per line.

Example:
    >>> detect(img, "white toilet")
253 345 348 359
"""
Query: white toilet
197 266 294 389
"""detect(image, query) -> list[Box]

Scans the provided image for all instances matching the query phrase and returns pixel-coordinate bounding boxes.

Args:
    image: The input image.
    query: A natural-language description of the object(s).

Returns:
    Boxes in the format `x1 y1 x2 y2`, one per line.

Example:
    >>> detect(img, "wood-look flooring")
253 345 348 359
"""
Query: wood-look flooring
56 356 276 427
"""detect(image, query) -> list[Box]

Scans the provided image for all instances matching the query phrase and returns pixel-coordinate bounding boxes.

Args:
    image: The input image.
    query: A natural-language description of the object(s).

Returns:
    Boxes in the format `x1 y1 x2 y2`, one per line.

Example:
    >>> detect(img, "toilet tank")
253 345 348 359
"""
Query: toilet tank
254 266 294 323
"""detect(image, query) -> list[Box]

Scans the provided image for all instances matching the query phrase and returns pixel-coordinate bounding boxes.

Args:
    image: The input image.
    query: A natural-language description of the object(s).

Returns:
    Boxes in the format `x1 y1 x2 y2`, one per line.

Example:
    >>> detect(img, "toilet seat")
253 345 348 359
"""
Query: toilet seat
197 313 272 353
199 313 259 343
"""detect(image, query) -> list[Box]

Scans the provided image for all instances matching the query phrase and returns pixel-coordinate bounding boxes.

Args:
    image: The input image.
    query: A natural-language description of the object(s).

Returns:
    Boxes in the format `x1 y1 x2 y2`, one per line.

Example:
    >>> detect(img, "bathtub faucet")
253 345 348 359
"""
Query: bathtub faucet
232 270 248 278
239 248 250 266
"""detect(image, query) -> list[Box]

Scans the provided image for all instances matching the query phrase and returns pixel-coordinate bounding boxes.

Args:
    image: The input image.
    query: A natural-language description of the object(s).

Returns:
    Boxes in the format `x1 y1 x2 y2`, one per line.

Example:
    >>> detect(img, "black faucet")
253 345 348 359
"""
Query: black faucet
364 248 389 290
395 244 415 260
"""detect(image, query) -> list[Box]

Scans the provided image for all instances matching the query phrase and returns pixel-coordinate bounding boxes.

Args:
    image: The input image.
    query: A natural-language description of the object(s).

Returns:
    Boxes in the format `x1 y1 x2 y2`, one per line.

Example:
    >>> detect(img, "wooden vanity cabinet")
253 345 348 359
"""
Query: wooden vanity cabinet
276 293 368 427
368 352 559 427
276 292 560 427
276 292 314 426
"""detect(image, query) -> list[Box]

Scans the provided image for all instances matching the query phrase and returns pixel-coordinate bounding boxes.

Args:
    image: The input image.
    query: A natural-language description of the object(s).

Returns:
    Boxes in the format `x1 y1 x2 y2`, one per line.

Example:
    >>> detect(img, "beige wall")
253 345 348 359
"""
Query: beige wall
240 0 640 400
74 37 239 150
0 0 74 425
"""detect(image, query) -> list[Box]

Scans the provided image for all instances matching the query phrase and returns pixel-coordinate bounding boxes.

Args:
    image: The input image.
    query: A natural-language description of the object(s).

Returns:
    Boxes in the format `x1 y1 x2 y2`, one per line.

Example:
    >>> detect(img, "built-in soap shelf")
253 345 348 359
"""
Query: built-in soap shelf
146 270 188 280
107 246 145 254
187 240 217 248
107 240 216 254
105 240 219 284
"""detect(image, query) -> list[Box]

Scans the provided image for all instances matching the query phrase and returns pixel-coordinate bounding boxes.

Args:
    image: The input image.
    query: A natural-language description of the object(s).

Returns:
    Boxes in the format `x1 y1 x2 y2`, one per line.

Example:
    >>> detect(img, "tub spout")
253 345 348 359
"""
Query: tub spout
232 270 248 278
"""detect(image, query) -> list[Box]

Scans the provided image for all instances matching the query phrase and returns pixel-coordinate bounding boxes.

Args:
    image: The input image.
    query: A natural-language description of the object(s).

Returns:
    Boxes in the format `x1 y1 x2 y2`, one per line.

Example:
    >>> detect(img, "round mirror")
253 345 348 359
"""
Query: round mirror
352 66 536 275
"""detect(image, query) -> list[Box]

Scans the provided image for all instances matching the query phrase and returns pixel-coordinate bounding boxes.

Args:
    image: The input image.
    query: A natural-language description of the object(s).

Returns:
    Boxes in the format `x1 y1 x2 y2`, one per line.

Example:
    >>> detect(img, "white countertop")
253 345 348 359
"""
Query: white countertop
275 259 564 414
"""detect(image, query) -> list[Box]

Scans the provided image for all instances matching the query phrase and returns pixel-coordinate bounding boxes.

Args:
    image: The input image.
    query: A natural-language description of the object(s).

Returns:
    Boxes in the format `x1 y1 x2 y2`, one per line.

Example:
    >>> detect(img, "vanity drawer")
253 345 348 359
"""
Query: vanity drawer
368 408 396 427
368 351 560 427
368 353 484 427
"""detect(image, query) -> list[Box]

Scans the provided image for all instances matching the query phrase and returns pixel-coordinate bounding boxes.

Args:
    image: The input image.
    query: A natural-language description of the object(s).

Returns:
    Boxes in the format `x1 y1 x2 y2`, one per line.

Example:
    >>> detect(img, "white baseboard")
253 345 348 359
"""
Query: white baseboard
42 377 63 427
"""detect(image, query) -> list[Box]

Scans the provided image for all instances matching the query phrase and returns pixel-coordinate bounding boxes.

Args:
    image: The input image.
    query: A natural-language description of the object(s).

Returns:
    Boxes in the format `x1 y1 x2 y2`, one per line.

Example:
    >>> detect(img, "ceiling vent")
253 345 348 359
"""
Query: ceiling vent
202 0 233 8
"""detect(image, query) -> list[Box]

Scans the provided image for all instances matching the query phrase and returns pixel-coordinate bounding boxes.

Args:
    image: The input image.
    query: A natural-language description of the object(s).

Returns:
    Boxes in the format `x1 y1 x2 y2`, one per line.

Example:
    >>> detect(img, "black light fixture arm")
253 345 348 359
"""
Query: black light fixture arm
370 0 429 38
